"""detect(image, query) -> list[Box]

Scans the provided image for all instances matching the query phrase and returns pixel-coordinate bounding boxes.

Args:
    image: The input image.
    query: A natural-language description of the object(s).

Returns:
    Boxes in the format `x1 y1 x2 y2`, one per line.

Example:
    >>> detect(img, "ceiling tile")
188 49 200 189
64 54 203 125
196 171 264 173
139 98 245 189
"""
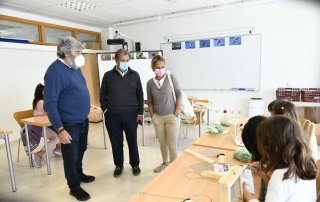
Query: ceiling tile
1 0 265 27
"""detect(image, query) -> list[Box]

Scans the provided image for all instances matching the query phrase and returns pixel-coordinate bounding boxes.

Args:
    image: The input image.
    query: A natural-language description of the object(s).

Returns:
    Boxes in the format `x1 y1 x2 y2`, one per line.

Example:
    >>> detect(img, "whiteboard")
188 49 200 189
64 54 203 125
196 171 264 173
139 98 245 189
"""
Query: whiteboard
161 34 261 90
97 51 162 99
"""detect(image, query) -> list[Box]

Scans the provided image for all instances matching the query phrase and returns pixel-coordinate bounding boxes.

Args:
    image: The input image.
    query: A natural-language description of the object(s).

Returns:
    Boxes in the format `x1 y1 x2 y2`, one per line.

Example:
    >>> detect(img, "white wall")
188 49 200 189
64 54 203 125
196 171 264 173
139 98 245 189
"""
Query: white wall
112 0 320 121
0 9 104 140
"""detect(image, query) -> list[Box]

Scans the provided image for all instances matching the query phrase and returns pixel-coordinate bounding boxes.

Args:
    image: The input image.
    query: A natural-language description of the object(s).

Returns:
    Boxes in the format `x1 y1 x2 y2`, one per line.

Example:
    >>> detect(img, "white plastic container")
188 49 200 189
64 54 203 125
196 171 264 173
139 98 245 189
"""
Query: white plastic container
248 98 264 118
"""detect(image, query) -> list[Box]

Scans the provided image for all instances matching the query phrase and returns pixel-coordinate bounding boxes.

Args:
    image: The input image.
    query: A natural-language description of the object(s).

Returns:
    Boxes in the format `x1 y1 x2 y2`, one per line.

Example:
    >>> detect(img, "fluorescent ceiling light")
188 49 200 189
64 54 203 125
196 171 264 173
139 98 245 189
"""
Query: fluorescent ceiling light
59 0 97 12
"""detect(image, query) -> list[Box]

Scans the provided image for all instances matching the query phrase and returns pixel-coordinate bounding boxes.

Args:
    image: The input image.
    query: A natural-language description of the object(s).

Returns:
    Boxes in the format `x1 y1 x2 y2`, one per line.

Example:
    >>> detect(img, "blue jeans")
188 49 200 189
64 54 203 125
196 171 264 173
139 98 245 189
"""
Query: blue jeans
61 119 88 190
105 110 140 168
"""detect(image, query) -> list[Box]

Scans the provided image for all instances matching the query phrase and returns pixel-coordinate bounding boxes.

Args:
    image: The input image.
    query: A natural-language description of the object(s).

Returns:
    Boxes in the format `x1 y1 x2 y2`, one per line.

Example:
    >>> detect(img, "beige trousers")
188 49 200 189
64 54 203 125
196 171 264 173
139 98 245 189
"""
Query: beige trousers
152 114 180 163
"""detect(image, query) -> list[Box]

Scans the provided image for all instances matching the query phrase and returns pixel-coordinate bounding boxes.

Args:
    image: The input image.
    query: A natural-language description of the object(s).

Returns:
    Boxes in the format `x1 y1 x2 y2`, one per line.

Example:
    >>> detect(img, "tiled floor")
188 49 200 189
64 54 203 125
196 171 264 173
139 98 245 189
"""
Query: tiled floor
0 122 200 202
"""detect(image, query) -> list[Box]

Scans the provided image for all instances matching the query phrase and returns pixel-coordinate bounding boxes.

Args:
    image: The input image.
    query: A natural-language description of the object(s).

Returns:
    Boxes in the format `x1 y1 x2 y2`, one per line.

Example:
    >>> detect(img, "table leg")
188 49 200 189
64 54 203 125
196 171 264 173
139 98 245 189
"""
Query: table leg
4 134 17 192
199 111 203 137
42 126 51 175
207 109 210 126
102 111 107 149
24 124 33 167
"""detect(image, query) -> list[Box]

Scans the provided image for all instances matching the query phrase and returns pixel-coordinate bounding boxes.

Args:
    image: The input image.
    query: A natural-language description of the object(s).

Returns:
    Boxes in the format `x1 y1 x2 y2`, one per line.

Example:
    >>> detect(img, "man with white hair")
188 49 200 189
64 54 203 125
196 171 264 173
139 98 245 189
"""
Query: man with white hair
44 37 94 201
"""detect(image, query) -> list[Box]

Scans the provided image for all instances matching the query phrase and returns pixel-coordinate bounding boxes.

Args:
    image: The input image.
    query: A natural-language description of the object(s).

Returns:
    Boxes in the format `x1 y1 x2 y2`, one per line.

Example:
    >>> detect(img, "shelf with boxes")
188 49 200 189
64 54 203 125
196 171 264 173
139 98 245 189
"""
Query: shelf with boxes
276 88 320 102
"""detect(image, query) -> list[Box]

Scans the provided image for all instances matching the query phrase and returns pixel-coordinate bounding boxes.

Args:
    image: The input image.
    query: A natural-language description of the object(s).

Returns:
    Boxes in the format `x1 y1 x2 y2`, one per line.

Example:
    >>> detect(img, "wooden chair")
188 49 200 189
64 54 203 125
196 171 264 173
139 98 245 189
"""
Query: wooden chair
178 116 197 146
302 119 318 161
316 159 320 202
13 109 34 162
192 99 210 124
299 117 307 127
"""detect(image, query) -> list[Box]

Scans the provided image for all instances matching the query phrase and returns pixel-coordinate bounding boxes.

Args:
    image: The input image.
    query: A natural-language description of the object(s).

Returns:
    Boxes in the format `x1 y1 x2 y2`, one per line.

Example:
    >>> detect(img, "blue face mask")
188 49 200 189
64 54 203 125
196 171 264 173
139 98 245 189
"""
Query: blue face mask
119 62 129 72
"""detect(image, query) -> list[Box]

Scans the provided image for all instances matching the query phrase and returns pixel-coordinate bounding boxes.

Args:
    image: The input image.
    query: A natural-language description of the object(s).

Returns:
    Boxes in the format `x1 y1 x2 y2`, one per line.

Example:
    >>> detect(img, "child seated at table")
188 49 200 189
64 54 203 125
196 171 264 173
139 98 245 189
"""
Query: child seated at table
267 100 278 116
242 115 268 202
272 100 299 124
31 83 61 168
243 116 317 202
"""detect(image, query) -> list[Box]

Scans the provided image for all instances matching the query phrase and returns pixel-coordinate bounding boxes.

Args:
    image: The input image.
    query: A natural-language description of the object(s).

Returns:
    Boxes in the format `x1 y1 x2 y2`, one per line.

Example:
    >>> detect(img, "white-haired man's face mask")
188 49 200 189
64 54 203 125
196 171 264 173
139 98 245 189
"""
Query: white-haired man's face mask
65 49 85 69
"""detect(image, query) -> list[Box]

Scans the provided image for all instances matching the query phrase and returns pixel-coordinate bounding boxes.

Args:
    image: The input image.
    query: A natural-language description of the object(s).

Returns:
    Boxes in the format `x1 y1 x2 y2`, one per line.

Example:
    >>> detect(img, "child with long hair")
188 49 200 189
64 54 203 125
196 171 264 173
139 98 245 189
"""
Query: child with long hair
272 100 299 123
243 116 317 202
242 115 268 202
31 83 61 168
273 100 317 160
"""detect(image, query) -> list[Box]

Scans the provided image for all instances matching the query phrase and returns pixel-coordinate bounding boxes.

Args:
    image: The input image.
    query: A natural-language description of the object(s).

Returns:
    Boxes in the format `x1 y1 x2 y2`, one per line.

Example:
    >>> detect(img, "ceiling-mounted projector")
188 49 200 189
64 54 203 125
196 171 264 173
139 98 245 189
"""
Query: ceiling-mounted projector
107 38 125 45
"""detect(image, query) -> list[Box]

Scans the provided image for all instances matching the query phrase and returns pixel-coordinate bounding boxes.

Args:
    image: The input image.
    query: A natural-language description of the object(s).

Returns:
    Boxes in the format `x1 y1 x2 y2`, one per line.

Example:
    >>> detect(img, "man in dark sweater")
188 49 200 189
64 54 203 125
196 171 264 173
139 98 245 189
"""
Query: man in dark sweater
100 49 144 178
44 37 94 201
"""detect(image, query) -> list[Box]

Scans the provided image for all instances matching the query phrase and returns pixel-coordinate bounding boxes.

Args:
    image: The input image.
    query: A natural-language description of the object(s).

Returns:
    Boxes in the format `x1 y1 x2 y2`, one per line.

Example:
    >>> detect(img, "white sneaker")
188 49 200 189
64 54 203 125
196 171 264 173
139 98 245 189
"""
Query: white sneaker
53 148 62 157
154 162 169 173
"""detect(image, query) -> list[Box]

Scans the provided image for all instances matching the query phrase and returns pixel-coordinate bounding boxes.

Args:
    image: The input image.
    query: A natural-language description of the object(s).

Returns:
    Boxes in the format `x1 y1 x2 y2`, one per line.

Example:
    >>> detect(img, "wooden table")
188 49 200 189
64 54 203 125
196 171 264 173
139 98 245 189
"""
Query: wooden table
193 130 244 151
0 128 17 192
20 115 52 175
130 145 260 202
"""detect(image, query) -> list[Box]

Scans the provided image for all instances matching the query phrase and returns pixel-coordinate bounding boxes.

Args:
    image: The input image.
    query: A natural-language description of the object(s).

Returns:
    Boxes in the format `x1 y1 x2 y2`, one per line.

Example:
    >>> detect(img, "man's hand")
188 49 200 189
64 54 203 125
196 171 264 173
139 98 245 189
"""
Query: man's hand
58 130 72 144
137 115 144 125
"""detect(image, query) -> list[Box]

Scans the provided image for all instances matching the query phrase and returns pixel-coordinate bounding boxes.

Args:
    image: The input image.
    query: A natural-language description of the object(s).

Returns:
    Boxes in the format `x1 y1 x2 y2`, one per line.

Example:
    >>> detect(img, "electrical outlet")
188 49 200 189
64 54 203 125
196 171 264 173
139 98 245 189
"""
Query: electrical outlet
230 110 234 114
237 111 241 115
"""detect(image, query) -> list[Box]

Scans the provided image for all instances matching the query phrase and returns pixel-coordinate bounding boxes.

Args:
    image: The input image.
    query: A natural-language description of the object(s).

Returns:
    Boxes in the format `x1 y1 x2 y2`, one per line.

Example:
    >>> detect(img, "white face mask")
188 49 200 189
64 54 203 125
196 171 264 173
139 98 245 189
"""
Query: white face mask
74 54 85 68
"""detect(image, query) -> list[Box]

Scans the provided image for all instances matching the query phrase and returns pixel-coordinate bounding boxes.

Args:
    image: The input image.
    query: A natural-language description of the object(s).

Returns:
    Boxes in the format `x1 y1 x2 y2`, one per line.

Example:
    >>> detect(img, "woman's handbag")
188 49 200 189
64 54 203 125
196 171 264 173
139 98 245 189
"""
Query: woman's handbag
167 72 195 118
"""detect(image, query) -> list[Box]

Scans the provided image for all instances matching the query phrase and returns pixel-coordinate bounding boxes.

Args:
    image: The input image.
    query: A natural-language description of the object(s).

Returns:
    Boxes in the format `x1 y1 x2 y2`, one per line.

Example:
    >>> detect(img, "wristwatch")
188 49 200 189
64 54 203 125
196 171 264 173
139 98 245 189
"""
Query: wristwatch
57 127 65 134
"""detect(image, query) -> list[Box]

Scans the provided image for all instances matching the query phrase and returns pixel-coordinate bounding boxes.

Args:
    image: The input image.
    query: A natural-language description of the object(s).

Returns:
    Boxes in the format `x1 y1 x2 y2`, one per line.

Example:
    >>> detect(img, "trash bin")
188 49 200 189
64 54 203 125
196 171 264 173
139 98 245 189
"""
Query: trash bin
248 98 264 118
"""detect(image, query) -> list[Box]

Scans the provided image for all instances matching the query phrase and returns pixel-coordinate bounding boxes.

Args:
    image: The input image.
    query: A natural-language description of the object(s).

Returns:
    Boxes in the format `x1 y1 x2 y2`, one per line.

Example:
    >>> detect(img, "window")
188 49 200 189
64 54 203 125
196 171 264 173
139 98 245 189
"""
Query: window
45 27 72 44
0 19 39 42
77 32 97 43
0 15 102 48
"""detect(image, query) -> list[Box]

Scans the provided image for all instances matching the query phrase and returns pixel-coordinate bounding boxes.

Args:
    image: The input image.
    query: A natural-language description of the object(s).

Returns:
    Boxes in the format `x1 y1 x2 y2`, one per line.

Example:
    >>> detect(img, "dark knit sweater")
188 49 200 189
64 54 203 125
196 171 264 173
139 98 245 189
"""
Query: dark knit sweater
44 59 90 130
100 66 144 115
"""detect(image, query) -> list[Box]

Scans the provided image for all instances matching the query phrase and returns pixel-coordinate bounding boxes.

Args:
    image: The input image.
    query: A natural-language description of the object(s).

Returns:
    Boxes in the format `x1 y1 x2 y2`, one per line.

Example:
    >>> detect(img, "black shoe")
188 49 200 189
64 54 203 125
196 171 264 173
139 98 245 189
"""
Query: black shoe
80 173 95 183
132 166 141 176
70 187 90 201
113 166 123 178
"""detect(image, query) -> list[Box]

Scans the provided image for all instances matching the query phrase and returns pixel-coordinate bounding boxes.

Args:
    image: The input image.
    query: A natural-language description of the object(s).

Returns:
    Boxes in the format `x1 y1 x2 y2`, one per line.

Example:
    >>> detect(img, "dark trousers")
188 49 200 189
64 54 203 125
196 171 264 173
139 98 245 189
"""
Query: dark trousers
105 110 140 168
61 119 88 190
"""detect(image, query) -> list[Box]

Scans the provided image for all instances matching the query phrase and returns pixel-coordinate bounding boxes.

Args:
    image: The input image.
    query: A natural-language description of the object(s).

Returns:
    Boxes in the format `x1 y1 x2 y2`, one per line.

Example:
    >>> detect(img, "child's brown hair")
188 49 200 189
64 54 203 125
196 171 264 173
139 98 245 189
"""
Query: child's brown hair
257 115 317 181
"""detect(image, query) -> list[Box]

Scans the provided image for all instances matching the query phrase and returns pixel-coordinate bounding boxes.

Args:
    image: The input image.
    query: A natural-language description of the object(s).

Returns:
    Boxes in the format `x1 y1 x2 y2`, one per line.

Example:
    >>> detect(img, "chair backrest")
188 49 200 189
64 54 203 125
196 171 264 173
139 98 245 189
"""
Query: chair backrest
13 109 34 128
192 99 209 104
302 120 312 139
316 159 320 202
302 120 318 161
299 117 307 127
192 99 210 109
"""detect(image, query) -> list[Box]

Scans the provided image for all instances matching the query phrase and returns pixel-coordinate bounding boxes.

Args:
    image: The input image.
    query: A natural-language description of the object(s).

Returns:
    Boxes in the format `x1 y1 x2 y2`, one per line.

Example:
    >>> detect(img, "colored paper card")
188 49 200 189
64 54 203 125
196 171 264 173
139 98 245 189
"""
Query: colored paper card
214 38 225 47
172 42 181 50
200 39 210 48
185 41 195 49
229 36 242 45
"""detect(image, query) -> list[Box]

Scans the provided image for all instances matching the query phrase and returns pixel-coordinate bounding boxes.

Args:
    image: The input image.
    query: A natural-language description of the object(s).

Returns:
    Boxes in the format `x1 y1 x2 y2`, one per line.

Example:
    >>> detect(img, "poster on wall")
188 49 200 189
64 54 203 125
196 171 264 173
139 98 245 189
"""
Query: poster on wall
200 39 210 48
185 41 195 49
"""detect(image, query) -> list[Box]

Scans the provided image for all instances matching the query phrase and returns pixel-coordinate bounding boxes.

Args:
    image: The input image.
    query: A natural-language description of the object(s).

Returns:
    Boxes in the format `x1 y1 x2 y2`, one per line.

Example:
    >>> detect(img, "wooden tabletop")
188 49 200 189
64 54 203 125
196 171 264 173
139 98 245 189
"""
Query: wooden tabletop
130 145 260 202
193 108 207 113
0 128 13 135
20 115 51 127
193 131 244 151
